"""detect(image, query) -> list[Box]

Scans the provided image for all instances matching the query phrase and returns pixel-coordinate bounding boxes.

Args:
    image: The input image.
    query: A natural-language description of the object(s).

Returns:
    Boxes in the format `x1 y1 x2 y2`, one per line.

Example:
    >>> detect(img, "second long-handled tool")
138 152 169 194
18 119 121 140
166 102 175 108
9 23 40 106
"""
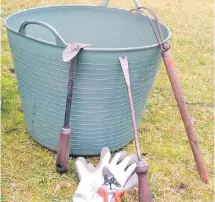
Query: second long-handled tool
119 56 153 202
56 42 91 173
130 6 208 184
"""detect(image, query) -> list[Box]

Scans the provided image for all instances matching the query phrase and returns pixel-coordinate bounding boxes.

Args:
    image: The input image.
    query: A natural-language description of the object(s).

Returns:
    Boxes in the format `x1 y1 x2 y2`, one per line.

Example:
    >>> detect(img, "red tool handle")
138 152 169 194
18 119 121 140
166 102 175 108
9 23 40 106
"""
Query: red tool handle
138 173 153 202
162 50 208 183
136 161 153 202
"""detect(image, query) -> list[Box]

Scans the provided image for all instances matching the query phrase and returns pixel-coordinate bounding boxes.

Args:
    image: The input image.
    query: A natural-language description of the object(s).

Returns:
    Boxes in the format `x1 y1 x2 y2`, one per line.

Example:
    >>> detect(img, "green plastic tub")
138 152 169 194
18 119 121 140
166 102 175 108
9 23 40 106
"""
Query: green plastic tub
5 2 170 155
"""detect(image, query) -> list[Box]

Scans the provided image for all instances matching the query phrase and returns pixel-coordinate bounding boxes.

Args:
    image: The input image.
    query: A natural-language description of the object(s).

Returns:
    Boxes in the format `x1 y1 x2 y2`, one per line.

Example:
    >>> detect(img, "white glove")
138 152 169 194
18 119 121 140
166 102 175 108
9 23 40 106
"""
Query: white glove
112 173 138 202
72 147 111 202
72 148 138 202
104 151 138 187
102 151 138 202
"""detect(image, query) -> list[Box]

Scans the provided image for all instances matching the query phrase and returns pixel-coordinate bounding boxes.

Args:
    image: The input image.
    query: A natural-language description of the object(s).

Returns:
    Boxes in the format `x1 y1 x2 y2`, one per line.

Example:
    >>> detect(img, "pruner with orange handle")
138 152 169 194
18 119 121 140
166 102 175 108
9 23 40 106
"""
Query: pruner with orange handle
97 170 138 202
98 172 125 202
98 187 125 202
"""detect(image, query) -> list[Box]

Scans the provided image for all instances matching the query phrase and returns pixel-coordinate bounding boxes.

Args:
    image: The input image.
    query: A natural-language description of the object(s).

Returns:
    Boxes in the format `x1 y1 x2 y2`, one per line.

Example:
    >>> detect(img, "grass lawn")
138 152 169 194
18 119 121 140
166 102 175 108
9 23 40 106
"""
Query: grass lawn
1 0 214 201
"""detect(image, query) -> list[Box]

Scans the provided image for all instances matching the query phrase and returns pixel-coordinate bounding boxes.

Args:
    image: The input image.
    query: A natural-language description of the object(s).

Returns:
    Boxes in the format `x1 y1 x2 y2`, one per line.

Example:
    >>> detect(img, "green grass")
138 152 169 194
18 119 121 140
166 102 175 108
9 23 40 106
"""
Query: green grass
1 0 214 201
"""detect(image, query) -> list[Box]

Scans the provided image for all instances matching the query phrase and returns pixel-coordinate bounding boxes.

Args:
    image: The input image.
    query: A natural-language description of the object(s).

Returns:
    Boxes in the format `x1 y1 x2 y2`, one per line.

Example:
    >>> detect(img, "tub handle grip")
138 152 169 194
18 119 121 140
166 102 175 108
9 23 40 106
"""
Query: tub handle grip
19 20 67 47
100 0 141 8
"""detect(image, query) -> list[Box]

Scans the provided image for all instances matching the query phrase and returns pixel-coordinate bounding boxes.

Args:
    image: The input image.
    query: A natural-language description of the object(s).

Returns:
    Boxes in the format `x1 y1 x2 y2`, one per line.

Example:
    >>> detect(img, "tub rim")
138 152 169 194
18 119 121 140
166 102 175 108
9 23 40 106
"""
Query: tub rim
5 4 171 52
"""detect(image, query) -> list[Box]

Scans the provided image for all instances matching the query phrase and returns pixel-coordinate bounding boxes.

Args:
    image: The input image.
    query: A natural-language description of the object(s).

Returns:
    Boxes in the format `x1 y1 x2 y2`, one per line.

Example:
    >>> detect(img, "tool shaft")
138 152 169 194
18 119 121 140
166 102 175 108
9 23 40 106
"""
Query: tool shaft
162 50 208 183
64 58 76 128
127 85 142 160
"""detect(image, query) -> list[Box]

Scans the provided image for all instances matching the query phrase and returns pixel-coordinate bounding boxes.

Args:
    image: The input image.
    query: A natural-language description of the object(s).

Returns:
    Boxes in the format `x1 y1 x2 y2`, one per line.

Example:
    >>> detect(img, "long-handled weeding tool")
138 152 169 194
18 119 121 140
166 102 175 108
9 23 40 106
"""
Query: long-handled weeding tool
119 56 153 202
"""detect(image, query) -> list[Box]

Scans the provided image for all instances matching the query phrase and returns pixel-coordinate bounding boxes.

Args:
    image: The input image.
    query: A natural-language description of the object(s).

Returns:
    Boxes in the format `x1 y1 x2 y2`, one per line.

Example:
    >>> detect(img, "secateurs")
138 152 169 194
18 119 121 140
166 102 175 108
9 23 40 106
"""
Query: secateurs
99 176 124 202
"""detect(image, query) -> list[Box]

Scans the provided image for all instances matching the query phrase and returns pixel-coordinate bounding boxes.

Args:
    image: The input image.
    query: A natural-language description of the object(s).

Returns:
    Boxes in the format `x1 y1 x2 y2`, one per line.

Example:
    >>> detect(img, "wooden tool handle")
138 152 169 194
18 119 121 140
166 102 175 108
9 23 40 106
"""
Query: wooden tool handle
136 161 153 202
56 127 71 173
162 50 208 183
138 173 153 202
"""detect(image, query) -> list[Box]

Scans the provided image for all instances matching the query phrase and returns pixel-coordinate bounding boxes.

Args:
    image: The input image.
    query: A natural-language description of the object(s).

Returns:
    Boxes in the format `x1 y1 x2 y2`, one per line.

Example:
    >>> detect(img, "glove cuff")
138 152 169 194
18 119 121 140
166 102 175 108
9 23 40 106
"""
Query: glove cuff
73 180 101 201
72 193 88 202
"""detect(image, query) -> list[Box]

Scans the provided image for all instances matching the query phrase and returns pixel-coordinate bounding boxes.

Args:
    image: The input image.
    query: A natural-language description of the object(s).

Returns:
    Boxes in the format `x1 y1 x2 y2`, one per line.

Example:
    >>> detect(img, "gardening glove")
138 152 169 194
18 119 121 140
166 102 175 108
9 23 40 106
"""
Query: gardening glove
105 152 138 187
72 147 111 202
72 149 138 202
101 152 138 202
98 173 138 202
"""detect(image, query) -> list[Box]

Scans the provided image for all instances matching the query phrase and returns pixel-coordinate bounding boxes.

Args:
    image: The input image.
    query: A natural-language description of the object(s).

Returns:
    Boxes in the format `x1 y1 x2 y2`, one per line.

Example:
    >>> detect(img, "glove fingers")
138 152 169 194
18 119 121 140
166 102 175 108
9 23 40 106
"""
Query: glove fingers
110 151 127 165
123 173 138 191
125 163 137 179
96 147 111 170
87 163 96 172
75 157 88 180
100 147 111 159
119 154 138 170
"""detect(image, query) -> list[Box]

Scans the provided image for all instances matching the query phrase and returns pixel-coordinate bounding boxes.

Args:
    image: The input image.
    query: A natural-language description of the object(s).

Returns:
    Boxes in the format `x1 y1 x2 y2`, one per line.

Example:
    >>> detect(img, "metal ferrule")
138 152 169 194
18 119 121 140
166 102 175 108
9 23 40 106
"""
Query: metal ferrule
136 160 148 173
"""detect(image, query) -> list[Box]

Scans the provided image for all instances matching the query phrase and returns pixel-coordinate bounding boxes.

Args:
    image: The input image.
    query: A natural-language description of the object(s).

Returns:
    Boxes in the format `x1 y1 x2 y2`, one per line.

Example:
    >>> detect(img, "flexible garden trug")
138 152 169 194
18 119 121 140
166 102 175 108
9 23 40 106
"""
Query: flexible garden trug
6 0 171 156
